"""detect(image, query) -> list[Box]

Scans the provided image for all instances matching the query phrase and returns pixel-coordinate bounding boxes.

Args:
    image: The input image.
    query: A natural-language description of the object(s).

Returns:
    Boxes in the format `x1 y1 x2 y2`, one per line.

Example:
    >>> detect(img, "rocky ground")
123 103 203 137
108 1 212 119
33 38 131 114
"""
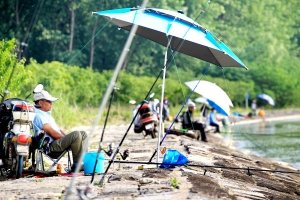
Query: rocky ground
0 109 300 200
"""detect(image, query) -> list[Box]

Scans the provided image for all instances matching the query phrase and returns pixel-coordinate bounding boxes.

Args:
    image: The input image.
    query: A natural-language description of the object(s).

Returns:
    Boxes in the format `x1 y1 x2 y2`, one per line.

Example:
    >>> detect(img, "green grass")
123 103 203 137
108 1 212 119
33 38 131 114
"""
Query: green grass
170 177 180 188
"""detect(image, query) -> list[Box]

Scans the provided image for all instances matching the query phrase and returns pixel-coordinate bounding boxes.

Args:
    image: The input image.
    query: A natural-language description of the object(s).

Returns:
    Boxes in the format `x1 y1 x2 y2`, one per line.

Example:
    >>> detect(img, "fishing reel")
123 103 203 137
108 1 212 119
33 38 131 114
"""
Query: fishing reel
119 148 130 160
102 142 114 156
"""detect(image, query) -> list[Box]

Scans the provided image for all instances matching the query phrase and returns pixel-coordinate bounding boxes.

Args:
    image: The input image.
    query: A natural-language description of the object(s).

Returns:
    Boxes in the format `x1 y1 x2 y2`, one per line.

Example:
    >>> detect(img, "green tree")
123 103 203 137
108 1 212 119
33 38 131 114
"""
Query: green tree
0 39 30 99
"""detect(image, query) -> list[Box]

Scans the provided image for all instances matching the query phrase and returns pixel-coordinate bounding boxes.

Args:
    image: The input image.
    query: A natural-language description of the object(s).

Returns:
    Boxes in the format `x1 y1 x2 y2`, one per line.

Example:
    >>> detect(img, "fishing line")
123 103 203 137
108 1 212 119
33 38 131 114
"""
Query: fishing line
67 21 110 65
68 0 225 196
21 0 45 60
236 132 269 152
147 0 217 163
221 68 231 103
228 130 300 135
171 53 187 103
89 84 118 185
102 160 300 175
169 52 195 132
64 1 151 199
162 0 214 65
148 65 211 163
1 60 17 103
28 20 110 93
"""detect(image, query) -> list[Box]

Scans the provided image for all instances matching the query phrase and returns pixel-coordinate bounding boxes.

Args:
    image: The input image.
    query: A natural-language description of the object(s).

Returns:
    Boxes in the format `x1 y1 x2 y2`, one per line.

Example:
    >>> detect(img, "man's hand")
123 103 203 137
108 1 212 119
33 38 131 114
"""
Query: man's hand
60 129 67 136
42 123 64 139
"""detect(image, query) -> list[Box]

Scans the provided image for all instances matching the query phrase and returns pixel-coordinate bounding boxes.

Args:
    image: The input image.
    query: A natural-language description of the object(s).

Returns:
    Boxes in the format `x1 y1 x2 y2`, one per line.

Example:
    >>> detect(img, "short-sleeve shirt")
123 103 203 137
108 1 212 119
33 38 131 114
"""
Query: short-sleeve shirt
33 108 61 143
209 112 218 124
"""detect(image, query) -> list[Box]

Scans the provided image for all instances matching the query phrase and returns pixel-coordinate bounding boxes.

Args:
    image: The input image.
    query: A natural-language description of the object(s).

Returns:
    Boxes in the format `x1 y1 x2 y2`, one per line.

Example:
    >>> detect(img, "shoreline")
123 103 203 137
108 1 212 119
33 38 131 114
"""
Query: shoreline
231 114 300 126
0 113 300 199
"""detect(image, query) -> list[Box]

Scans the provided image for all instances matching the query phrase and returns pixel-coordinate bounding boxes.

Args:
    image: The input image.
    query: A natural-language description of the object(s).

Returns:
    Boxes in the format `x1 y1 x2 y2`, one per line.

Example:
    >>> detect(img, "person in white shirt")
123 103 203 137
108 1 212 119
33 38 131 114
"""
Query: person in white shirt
33 90 87 173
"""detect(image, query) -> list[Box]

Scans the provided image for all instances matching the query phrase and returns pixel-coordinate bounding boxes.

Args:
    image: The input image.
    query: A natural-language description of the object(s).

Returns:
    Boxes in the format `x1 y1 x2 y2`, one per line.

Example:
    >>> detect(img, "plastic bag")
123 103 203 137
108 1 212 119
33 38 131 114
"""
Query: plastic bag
160 149 188 169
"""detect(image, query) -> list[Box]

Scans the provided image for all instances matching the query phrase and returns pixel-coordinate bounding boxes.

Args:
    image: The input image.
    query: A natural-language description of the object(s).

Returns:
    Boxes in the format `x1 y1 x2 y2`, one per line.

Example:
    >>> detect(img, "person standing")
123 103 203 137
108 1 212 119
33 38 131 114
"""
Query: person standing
156 100 168 122
182 101 207 142
163 96 170 121
209 108 220 133
251 99 257 116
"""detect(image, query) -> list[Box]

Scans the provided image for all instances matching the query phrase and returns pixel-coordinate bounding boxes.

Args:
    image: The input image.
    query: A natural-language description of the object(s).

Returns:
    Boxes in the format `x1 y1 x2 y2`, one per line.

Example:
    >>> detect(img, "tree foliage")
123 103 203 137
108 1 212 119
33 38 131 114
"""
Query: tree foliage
0 0 299 108
0 39 29 98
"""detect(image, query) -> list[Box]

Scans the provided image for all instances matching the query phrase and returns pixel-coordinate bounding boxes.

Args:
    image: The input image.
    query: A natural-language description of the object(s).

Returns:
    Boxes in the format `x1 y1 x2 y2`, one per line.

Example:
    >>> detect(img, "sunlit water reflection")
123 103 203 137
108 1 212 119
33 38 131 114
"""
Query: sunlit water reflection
226 118 300 170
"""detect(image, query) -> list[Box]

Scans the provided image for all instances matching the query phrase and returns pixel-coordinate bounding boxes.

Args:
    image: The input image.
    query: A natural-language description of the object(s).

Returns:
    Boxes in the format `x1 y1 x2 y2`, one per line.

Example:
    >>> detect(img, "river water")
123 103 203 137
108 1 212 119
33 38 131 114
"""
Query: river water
227 118 300 170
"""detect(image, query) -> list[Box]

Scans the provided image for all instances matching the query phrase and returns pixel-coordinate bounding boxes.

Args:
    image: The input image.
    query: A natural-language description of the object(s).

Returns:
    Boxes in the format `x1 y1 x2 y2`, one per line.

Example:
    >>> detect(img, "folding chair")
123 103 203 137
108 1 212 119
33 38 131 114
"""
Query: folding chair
30 132 72 174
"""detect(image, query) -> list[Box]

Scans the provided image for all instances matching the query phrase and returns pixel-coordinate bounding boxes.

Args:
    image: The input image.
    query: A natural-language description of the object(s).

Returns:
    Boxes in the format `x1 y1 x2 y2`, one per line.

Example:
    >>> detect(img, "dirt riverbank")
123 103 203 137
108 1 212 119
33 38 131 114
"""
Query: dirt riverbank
0 109 299 199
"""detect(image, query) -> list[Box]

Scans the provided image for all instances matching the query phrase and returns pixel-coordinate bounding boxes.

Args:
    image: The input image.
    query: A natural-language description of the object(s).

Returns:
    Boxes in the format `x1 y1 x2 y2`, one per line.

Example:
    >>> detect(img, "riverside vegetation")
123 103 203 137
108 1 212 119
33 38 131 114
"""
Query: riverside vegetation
1 0 300 129
1 0 300 109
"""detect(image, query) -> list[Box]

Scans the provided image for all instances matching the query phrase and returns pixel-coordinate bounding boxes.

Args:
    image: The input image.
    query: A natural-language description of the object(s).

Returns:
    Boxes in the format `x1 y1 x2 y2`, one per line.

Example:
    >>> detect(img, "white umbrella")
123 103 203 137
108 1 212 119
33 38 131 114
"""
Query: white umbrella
185 80 233 116
258 94 275 106
194 97 208 104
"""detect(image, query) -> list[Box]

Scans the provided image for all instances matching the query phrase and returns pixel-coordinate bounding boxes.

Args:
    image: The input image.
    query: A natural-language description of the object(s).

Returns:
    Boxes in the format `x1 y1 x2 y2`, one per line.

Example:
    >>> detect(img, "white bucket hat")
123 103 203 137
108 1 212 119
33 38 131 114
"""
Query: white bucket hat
34 90 58 102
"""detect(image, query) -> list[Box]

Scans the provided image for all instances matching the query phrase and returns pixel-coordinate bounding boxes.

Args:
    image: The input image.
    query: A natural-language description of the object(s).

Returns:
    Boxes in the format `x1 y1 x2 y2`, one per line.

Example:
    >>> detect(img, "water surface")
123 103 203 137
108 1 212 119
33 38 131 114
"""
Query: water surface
227 118 300 170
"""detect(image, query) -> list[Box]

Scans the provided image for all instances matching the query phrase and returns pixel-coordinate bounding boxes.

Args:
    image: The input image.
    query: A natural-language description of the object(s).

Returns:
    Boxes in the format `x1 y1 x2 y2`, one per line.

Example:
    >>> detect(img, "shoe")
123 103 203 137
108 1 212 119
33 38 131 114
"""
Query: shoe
70 163 84 173
201 139 208 142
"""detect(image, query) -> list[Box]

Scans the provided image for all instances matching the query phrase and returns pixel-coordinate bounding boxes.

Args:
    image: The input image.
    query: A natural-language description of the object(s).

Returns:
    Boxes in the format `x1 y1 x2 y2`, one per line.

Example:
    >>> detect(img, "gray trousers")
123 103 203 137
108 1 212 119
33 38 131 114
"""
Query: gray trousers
50 131 87 163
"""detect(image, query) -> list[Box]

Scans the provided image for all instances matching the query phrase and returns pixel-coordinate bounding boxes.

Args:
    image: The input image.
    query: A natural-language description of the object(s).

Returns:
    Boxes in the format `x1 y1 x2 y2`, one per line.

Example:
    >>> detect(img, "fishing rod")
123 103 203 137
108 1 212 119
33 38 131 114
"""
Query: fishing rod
96 0 216 173
98 67 163 186
68 0 215 194
89 85 119 185
146 0 216 162
63 1 151 199
103 160 300 175
2 60 17 103
149 65 211 163
81 85 120 198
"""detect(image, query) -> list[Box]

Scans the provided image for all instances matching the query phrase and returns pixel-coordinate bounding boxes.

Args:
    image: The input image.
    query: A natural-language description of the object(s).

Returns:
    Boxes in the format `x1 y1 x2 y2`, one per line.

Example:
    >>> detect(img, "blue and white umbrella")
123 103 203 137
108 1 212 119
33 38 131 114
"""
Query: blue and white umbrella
258 94 275 106
95 7 246 163
94 7 247 69
185 80 233 116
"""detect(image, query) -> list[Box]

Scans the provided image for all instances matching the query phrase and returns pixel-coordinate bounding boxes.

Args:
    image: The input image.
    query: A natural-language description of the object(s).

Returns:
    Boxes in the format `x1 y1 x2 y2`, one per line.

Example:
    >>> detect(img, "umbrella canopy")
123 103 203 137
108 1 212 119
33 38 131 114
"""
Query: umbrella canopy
185 80 233 116
95 7 246 164
258 94 275 106
207 99 230 116
194 97 208 104
194 96 230 116
95 7 247 69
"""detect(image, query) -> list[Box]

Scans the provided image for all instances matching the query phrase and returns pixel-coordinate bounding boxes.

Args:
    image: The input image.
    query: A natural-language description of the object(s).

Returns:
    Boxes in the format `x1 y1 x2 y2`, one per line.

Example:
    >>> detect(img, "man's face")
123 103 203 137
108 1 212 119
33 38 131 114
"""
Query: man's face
189 106 194 113
38 99 53 112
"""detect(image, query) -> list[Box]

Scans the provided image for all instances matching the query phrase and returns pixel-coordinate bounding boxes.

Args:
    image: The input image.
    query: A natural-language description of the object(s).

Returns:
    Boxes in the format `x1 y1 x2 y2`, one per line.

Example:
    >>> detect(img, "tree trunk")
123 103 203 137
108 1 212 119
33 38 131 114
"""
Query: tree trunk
89 18 98 69
14 0 21 60
53 21 58 60
69 9 75 52
14 0 20 30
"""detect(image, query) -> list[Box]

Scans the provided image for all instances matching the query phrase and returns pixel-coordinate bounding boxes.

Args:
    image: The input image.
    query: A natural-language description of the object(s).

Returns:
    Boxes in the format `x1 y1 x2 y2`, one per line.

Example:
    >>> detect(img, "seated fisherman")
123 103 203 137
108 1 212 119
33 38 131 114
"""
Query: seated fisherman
209 108 220 133
33 89 87 172
182 101 207 142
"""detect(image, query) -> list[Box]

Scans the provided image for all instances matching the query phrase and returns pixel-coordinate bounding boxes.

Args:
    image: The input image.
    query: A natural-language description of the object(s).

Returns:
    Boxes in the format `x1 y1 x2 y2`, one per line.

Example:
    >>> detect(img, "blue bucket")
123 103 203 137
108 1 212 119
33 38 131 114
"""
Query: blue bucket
83 152 105 175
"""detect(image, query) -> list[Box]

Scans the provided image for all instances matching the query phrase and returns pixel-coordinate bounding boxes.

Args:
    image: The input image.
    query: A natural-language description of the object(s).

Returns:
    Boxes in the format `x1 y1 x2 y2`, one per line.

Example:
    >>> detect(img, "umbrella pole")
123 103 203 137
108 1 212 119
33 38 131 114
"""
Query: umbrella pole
149 65 211 163
200 104 206 123
156 38 172 167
